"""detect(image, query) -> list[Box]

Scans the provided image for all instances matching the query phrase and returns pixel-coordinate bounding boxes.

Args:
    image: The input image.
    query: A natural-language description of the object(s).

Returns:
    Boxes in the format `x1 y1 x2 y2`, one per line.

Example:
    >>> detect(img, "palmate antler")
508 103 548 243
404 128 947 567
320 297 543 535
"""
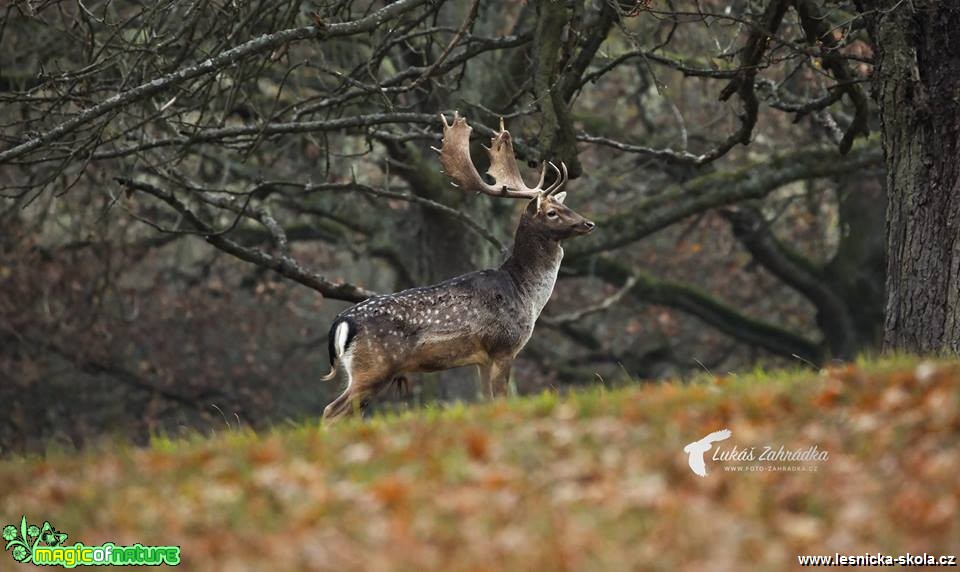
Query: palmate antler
433 112 567 199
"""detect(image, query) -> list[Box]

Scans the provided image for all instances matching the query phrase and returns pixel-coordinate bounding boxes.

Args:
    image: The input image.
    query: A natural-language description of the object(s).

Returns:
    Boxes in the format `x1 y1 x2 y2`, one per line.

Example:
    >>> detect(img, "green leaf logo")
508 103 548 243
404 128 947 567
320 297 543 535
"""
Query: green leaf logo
2 516 34 564
3 516 66 565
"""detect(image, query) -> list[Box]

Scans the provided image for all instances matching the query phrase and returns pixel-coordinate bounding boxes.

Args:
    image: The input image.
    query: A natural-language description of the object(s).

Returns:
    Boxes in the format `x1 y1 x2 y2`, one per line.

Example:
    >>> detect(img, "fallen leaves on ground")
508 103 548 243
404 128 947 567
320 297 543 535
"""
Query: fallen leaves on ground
1 357 958 571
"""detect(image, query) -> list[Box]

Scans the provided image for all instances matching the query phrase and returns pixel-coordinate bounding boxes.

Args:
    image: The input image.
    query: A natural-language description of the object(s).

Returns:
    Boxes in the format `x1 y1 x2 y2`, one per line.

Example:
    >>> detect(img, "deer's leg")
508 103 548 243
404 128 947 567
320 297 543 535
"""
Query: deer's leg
323 356 393 423
323 388 353 421
477 362 494 399
323 382 383 422
489 357 513 398
391 375 411 398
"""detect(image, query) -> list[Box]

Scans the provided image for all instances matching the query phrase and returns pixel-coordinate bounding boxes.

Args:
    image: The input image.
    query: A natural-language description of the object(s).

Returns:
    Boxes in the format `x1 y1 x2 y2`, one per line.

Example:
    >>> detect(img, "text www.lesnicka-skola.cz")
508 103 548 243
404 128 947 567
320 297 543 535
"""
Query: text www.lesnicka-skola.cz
798 553 957 567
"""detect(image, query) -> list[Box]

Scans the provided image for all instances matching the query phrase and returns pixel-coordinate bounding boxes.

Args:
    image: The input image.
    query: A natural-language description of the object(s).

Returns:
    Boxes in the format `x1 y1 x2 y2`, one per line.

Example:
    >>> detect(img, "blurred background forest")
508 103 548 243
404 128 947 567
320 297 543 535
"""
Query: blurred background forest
0 0 887 453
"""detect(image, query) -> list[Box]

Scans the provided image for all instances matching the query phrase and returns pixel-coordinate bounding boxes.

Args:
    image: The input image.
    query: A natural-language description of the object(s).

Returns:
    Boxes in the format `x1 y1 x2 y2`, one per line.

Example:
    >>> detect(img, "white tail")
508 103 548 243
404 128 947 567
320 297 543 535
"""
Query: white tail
319 321 350 381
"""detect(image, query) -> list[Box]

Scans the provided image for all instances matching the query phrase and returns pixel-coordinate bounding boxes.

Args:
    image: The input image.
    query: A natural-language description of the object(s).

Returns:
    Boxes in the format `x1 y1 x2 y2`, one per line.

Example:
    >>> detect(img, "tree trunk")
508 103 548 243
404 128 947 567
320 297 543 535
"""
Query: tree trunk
825 175 887 351
861 1 960 354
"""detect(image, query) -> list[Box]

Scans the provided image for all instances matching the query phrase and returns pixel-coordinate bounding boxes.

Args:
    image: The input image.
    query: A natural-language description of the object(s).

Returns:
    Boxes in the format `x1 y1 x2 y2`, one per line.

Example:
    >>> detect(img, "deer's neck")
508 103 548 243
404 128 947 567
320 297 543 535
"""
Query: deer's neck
501 220 563 317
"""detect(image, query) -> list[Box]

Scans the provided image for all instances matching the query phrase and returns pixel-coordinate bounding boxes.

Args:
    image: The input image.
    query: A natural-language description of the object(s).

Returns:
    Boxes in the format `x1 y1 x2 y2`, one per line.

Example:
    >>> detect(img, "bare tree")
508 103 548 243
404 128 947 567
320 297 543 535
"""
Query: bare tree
1 0 891 446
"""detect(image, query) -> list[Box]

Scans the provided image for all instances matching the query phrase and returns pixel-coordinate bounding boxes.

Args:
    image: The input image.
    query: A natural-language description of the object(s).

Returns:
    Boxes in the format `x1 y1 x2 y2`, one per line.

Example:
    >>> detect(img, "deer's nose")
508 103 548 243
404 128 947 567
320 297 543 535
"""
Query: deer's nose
582 220 596 232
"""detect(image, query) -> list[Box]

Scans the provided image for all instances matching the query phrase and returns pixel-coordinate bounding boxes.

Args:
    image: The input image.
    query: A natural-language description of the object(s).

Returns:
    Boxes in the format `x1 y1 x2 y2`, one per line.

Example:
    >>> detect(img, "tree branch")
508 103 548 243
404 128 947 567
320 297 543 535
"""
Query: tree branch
0 0 432 164
793 0 871 154
570 257 824 363
32 112 539 166
540 275 638 325
285 180 507 255
407 0 481 92
560 1 616 101
3 330 220 410
721 205 858 358
570 139 883 258
117 177 375 303
533 0 581 175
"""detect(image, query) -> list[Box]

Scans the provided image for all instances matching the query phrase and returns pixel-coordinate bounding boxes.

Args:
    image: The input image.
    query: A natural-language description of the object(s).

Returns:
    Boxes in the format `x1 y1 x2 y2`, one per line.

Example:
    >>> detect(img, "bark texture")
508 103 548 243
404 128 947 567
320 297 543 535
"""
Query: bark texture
862 1 960 354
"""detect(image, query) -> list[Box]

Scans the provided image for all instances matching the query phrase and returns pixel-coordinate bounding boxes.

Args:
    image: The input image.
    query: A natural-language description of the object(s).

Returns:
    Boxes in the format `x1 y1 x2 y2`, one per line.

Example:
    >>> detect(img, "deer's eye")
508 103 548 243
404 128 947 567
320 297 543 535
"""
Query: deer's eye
546 210 558 218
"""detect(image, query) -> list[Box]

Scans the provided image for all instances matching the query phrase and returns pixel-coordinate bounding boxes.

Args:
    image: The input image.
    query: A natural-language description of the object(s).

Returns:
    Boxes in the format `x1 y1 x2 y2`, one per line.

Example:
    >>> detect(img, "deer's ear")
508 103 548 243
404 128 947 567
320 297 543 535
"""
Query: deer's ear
552 191 567 204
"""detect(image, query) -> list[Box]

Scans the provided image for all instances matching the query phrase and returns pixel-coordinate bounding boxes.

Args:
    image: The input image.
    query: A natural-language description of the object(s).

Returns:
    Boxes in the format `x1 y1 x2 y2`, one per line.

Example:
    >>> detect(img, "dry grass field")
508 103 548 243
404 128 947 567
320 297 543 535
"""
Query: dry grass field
1 357 958 570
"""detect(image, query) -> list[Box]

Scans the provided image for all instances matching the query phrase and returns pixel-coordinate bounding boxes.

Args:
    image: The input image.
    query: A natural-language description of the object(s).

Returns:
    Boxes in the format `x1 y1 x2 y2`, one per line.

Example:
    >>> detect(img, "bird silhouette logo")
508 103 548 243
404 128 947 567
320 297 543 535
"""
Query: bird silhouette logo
683 429 732 477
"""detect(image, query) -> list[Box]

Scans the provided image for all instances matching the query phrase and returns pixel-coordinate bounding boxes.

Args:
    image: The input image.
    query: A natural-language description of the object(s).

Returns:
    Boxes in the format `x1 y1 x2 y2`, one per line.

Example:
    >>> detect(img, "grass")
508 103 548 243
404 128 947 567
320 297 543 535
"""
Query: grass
1 356 958 570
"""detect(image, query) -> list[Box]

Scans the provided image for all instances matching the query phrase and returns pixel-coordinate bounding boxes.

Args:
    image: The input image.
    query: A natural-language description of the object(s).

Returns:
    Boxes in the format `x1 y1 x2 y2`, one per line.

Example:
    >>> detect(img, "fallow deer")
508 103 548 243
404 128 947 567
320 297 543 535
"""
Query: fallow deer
320 112 595 421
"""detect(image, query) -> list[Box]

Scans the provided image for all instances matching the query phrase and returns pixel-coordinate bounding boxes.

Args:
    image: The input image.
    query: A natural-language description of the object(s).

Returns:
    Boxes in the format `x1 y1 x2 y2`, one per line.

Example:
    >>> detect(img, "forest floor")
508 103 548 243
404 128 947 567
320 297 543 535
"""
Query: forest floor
1 356 958 571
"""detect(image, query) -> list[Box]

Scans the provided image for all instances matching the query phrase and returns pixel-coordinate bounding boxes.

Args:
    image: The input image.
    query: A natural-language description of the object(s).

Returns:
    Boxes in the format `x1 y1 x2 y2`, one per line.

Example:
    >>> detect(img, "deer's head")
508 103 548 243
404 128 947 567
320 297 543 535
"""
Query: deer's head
434 112 595 241
521 191 595 240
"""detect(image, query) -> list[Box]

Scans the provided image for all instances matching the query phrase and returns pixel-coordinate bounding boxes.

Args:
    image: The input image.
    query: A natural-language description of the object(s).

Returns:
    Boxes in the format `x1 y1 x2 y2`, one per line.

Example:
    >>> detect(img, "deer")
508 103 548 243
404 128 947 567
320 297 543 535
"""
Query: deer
320 112 595 421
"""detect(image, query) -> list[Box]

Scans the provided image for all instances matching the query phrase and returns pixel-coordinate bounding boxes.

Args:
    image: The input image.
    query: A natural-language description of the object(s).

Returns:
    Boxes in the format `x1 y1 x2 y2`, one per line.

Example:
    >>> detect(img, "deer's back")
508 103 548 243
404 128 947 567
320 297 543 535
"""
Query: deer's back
336 269 529 372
